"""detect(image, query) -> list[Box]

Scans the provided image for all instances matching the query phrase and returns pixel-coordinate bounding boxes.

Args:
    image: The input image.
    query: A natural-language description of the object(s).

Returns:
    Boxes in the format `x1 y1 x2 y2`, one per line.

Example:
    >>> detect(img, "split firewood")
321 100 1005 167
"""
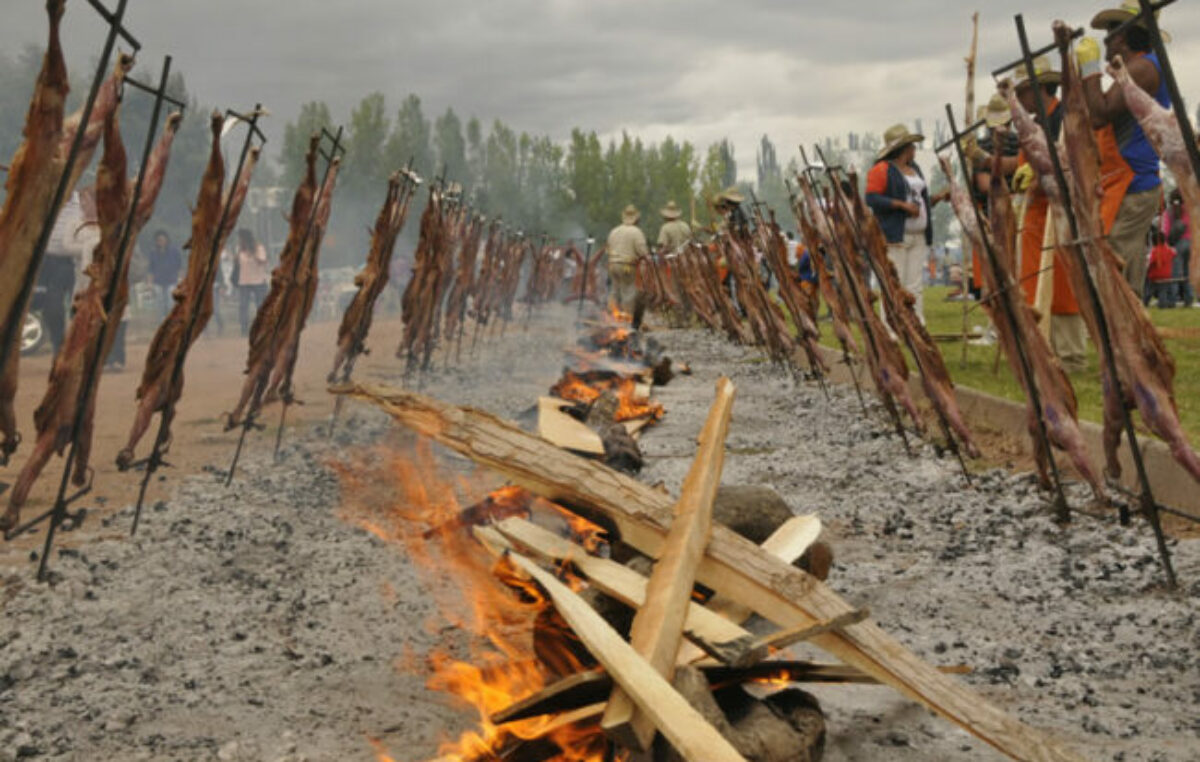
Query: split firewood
705 609 871 669
508 551 749 762
338 381 1086 762
704 514 822 625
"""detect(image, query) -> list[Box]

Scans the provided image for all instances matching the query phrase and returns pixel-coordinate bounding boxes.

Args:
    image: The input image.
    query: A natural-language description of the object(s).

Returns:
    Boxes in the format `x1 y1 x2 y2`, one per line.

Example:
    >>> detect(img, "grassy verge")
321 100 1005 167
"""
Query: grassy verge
817 284 1200 443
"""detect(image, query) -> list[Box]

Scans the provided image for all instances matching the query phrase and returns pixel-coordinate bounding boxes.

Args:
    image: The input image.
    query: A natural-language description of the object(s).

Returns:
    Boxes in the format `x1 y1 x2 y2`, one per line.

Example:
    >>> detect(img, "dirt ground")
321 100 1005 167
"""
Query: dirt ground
1 305 1198 761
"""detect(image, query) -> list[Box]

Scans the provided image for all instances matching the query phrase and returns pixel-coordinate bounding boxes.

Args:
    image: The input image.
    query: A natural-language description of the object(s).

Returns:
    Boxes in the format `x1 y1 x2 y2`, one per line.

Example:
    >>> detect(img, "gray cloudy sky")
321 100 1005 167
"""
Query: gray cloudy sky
4 1 1199 177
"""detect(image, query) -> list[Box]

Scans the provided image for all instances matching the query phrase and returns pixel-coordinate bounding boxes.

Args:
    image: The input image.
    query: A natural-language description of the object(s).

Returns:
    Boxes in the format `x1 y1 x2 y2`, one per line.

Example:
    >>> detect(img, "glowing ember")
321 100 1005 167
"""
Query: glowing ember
335 443 621 761
549 370 664 423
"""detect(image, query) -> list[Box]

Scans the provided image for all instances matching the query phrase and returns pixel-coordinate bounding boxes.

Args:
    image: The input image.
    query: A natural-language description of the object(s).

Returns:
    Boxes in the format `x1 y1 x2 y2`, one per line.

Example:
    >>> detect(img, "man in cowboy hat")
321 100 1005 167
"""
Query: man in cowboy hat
605 204 648 315
714 186 749 238
1076 0 1171 295
657 200 691 252
1001 58 1090 371
865 123 948 323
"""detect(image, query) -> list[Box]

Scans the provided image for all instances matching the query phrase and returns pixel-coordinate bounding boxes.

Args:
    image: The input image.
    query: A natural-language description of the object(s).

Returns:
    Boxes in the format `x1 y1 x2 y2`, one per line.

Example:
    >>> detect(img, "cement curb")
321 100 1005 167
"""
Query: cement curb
813 345 1200 516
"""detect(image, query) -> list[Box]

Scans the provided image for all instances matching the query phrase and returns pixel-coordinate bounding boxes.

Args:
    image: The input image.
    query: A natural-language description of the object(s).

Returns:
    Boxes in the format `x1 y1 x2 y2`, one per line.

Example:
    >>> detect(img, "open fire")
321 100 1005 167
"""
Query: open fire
339 443 621 761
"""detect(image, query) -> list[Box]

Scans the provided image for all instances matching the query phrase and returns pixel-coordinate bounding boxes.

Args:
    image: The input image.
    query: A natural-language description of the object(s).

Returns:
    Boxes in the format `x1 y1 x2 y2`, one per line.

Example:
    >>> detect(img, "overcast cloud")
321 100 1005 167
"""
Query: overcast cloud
3 1 1199 178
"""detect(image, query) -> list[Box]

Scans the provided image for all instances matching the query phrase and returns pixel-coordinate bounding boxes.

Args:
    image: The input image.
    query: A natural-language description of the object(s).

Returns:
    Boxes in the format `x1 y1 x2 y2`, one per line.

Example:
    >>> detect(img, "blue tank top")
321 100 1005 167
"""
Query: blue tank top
1115 51 1171 193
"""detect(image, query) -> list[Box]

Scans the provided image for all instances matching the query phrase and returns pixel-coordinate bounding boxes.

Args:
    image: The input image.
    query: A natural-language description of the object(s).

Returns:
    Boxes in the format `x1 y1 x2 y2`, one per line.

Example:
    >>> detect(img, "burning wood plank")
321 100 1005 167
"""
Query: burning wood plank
602 377 734 750
336 381 1087 762
508 551 750 762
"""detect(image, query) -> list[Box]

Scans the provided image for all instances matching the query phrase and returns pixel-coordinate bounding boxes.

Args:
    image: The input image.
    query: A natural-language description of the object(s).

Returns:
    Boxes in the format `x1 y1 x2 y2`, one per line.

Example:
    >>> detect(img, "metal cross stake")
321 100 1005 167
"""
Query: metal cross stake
785 177 869 417
797 146 912 455
126 103 267 536
0 0 140 396
224 126 343 480
941 109 1065 508
814 144 973 484
1009 14 1174 587
19 53 176 580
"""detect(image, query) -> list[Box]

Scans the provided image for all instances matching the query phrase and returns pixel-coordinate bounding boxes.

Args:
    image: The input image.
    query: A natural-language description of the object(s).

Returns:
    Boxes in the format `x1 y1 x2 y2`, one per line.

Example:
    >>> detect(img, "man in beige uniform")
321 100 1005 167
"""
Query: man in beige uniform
606 204 648 315
656 200 691 252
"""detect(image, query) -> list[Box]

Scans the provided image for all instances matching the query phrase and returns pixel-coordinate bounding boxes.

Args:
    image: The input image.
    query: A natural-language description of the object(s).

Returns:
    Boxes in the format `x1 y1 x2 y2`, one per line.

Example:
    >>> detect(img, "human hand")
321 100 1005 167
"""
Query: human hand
1011 164 1036 193
1076 37 1102 79
896 200 920 217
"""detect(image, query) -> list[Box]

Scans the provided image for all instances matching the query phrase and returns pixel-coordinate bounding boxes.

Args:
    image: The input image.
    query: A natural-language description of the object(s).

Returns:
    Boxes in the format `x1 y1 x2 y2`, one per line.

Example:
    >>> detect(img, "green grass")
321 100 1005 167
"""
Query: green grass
817 285 1200 443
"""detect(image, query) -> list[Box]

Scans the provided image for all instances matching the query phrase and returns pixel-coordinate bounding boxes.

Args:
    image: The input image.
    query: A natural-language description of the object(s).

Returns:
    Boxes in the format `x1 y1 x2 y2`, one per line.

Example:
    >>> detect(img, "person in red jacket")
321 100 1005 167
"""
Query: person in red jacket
1145 229 1177 308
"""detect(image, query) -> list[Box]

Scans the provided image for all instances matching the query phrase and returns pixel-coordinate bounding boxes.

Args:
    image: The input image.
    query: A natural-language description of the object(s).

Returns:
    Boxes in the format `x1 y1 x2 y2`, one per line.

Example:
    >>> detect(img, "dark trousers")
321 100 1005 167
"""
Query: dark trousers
1174 241 1194 305
1145 280 1176 308
238 284 268 336
41 254 75 353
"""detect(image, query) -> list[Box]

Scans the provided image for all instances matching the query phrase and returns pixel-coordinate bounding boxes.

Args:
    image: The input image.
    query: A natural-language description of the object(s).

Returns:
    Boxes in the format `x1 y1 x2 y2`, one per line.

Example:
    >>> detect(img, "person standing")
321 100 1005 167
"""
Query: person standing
234 228 270 336
1077 2 1171 296
605 205 648 316
1145 229 1177 307
656 200 691 252
865 123 948 324
146 230 182 321
40 191 89 354
1162 189 1192 306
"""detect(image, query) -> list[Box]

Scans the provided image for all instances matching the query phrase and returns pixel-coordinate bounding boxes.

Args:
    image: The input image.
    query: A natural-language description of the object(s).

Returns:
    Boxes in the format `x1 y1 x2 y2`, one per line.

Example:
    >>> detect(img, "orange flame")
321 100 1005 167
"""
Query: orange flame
549 370 664 423
335 443 621 762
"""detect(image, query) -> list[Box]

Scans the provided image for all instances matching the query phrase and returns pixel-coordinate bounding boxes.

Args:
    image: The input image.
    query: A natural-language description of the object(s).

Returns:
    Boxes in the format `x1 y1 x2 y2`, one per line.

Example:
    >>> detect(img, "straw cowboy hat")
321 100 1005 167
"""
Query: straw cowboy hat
1092 1 1170 41
717 186 745 205
660 200 683 220
1012 55 1062 88
877 123 925 160
621 204 640 224
979 93 1012 128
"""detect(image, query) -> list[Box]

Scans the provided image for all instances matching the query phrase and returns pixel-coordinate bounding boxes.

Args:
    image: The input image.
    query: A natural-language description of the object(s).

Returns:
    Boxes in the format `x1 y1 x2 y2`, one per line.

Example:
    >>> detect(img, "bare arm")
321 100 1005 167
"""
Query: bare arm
1082 55 1159 128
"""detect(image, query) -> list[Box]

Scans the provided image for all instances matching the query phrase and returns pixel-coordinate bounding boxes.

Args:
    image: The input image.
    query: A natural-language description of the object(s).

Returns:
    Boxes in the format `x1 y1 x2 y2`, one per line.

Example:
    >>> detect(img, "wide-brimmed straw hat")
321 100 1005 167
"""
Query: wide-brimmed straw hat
660 200 683 220
717 187 745 205
1092 1 1170 42
877 123 925 160
1012 55 1062 88
622 204 640 224
980 94 1012 128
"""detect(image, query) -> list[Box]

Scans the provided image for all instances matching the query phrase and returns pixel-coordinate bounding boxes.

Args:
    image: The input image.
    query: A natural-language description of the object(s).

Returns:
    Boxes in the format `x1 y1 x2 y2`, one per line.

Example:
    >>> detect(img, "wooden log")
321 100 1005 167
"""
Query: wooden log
603 377 735 751
508 552 749 762
336 381 1085 762
538 396 604 455
705 514 821 624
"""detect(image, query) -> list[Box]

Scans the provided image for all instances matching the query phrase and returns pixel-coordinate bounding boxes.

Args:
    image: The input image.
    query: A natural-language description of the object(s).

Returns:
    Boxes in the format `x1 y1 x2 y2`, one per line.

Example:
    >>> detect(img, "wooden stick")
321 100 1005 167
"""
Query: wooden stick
509 552 749 762
484 520 753 653
961 11 980 369
603 377 735 750
337 382 1086 762
733 609 870 667
704 514 821 624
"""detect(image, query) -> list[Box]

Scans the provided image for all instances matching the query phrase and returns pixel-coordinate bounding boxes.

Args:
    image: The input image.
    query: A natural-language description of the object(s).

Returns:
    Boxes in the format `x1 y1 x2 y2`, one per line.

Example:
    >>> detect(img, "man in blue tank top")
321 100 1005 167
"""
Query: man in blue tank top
1076 1 1171 295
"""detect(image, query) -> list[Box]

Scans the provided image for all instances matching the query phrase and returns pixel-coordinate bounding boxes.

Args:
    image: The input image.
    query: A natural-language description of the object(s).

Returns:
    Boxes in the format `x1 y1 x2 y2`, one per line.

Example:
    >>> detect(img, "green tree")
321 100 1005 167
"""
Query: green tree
344 92 391 198
384 94 433 178
434 107 468 191
280 100 332 188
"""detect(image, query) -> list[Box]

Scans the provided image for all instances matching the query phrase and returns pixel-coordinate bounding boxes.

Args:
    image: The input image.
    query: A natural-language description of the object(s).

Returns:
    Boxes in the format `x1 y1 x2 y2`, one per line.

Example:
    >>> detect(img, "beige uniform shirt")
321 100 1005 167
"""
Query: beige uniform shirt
606 223 648 266
656 219 691 252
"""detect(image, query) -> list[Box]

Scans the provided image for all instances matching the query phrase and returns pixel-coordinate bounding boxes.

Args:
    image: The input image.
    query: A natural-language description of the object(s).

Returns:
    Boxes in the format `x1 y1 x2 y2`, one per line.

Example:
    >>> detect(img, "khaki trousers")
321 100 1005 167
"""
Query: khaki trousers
1051 313 1088 374
1108 187 1160 297
608 262 638 314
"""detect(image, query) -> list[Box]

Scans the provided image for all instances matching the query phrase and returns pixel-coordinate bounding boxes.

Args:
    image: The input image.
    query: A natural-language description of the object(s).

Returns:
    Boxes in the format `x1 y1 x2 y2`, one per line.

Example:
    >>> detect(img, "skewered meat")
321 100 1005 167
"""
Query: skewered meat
2 107 129 532
117 114 257 468
399 188 449 370
0 0 69 465
1108 54 1200 293
940 151 1104 498
848 176 979 457
796 176 922 433
1050 23 1200 483
795 201 859 360
757 213 829 376
266 157 341 404
329 173 416 382
441 212 485 361
226 137 319 428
